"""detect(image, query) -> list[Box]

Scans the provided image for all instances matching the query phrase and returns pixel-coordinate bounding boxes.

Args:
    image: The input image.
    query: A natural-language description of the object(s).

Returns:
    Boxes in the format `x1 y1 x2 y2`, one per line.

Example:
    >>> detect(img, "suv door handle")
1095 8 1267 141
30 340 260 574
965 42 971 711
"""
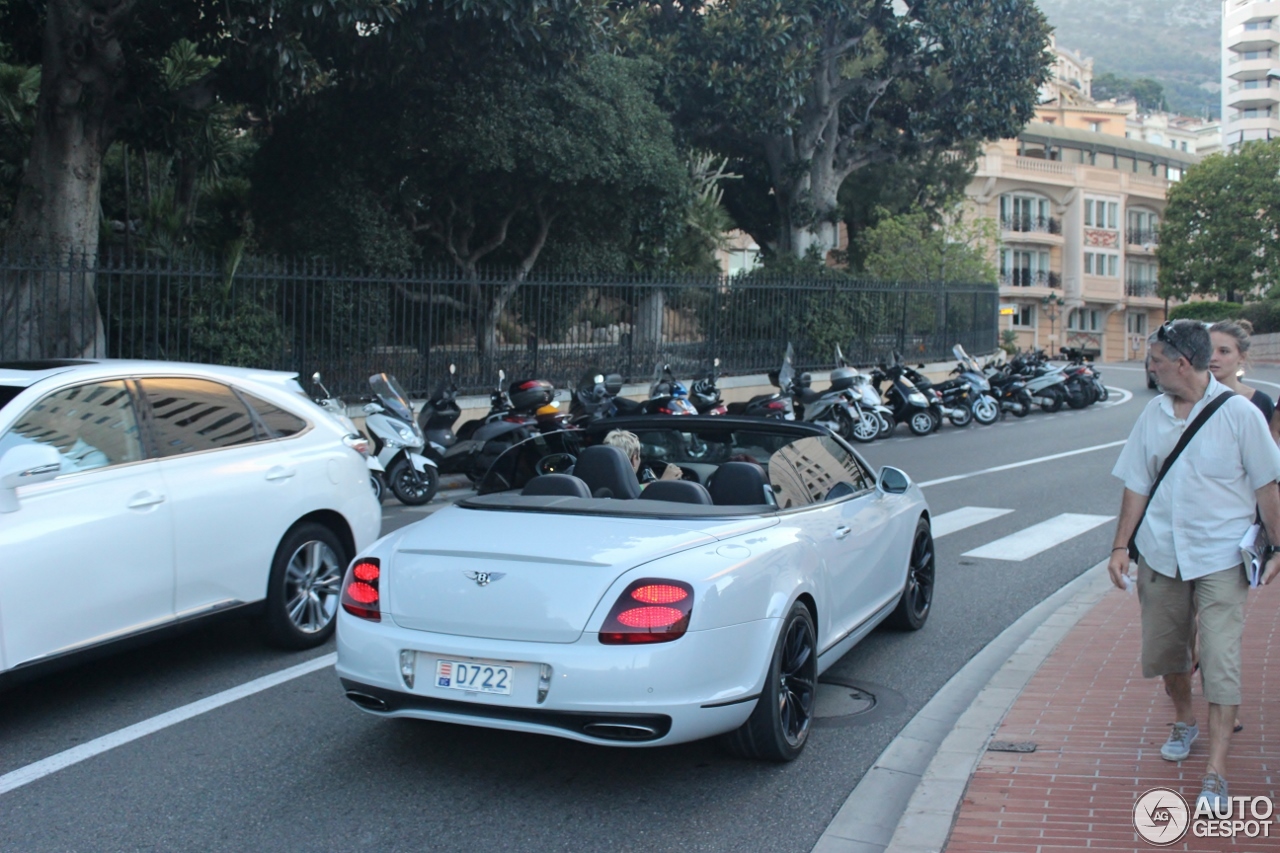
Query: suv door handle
833 526 851 540
128 491 166 509
265 466 296 482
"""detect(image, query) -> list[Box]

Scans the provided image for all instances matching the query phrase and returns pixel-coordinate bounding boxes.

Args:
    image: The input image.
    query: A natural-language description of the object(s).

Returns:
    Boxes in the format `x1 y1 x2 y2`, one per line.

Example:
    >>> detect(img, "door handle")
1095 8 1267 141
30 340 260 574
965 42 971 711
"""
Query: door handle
833 526 852 540
265 467 296 482
128 491 166 509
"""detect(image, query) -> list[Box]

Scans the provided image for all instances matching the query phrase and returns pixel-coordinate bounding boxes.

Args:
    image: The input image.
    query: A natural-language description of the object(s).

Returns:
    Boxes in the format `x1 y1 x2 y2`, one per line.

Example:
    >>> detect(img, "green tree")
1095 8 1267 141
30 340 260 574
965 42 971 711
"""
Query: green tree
1156 141 1280 304
1091 71 1167 111
858 205 997 284
641 0 1049 259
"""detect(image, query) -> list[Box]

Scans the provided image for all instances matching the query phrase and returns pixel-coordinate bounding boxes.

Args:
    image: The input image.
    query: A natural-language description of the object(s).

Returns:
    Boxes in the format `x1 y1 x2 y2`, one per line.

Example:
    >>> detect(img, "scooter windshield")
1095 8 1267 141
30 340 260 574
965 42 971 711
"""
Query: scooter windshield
369 373 414 421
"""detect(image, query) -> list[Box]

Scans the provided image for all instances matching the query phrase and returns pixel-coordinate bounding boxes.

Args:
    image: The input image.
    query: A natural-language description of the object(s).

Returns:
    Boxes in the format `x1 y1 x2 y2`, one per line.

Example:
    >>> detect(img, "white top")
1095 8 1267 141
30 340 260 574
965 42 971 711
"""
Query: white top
1112 374 1280 580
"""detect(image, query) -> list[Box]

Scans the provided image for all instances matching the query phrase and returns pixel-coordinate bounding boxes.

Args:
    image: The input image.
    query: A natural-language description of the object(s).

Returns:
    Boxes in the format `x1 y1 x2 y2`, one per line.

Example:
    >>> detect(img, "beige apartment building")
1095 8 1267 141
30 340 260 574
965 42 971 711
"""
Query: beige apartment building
1222 0 1280 150
968 123 1198 362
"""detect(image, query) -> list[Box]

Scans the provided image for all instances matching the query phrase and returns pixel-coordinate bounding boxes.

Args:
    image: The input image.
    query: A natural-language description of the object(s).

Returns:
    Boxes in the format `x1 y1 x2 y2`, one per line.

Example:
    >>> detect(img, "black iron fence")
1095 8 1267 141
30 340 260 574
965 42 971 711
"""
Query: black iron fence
0 252 998 397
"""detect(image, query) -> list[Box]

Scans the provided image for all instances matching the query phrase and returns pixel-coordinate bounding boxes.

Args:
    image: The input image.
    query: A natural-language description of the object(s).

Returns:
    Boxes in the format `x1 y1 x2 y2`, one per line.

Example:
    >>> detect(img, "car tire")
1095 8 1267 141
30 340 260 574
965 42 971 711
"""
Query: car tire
262 522 348 649
389 457 438 505
722 600 817 762
884 517 935 631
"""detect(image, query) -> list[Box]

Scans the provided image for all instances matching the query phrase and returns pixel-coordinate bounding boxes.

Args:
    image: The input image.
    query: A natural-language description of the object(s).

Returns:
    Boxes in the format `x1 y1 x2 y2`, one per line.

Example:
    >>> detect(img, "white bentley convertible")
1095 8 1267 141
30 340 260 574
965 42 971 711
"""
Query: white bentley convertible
335 416 933 760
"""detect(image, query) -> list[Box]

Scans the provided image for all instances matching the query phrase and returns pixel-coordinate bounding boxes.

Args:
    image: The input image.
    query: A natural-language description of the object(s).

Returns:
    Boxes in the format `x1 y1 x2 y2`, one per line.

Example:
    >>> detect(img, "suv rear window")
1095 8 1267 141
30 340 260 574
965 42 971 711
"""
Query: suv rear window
0 385 22 414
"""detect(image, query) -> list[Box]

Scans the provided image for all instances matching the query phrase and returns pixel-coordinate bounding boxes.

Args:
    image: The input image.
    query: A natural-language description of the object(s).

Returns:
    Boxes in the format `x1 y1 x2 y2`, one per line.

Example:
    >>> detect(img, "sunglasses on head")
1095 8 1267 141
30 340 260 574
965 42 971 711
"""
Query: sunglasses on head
1156 322 1192 363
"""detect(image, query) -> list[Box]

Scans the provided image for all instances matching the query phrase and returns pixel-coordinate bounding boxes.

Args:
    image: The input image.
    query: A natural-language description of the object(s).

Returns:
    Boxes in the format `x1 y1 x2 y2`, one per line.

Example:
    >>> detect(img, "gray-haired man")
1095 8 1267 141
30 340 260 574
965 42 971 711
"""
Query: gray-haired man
1109 319 1280 811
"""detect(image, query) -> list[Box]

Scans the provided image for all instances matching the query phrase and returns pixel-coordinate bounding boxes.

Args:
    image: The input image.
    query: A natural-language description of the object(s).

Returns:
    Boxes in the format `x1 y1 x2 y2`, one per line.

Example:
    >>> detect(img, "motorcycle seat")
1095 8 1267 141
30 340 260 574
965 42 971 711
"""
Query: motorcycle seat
797 388 824 405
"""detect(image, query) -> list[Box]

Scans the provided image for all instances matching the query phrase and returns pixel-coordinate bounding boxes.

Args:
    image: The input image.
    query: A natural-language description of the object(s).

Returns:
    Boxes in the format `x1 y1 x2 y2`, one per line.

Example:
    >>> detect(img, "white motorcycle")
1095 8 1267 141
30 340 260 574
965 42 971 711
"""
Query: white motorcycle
311 372 386 501
364 373 439 505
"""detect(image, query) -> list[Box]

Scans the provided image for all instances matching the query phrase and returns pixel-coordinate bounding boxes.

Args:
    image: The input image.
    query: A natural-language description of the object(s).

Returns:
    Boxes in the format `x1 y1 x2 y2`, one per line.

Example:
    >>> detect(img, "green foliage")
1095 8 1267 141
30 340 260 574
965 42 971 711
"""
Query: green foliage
1167 301 1245 322
1000 328 1019 356
185 283 286 368
1092 73 1168 112
1238 300 1280 335
858 206 997 285
1156 141 1280 303
0 59 37 228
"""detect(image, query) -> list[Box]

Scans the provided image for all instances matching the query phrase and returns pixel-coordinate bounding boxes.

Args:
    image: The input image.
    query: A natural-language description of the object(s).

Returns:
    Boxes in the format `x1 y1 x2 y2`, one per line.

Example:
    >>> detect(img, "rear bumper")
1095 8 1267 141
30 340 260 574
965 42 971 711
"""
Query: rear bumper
334 612 778 746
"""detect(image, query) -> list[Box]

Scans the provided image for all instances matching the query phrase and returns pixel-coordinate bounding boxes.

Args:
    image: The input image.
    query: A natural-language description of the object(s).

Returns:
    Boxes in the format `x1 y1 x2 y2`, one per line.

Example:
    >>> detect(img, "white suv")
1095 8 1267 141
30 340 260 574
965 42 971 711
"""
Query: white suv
0 359 381 684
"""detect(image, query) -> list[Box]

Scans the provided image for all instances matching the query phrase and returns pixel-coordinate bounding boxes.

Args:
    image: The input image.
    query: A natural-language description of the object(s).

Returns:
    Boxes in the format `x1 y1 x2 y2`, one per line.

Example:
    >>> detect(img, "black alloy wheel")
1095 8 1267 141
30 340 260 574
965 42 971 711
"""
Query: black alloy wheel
722 601 817 761
885 517 935 631
389 457 438 505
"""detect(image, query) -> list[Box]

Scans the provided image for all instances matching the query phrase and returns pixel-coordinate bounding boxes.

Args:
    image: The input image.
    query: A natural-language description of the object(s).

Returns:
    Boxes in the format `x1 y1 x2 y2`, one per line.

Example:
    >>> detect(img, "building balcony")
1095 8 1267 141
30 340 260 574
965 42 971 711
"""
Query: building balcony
1227 26 1279 53
1000 270 1061 289
1227 55 1278 80
1126 279 1160 299
1227 82 1280 109
1126 228 1159 249
1000 215 1061 235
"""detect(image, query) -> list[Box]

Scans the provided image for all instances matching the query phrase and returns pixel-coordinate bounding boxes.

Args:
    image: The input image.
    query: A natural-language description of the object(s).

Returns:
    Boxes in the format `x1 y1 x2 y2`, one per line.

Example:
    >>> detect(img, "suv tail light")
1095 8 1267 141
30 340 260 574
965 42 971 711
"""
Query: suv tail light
599 579 694 644
343 433 371 457
341 558 381 621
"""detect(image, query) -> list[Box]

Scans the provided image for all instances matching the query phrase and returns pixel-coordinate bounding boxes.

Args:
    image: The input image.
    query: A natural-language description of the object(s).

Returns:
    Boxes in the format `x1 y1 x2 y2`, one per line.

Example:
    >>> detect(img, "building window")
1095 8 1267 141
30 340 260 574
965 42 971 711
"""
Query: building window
1128 313 1148 335
1089 121 1103 132
1067 309 1103 332
1244 20 1273 31
1241 49 1273 60
1000 249 1053 286
1084 251 1120 277
1181 141 1189 152
1084 199 1118 229
1013 305 1035 328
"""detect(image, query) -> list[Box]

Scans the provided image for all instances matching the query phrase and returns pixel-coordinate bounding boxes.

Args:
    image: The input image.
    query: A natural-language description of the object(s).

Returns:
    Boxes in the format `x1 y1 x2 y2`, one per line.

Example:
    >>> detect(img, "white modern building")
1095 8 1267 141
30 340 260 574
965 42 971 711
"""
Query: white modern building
1222 0 1280 149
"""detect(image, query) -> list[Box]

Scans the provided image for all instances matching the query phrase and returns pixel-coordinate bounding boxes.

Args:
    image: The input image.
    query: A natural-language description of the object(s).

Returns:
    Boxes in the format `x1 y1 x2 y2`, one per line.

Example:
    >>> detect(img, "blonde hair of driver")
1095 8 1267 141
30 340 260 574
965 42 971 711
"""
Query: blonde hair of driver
602 430 642 468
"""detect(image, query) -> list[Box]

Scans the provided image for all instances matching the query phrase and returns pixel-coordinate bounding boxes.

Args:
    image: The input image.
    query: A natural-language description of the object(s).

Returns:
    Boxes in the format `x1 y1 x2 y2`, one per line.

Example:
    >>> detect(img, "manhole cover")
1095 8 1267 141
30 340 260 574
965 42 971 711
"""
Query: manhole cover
988 740 1037 753
815 682 876 718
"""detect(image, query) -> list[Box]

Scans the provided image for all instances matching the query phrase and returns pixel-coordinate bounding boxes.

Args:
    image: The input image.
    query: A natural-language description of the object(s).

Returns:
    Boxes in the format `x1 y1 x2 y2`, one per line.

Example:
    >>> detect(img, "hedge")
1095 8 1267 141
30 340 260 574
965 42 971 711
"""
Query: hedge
1169 300 1280 335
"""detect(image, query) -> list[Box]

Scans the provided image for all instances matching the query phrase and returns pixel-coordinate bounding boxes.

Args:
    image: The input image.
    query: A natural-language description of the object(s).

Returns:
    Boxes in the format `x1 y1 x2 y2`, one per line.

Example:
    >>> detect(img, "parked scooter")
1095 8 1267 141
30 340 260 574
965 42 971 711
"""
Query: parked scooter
981 361 1035 418
421 366 546 482
724 347 796 420
690 359 728 415
310 372 386 501
648 363 699 415
788 350 863 441
900 359 975 428
951 345 1001 425
872 356 937 436
364 373 439 505
832 346 893 442
1006 350 1071 413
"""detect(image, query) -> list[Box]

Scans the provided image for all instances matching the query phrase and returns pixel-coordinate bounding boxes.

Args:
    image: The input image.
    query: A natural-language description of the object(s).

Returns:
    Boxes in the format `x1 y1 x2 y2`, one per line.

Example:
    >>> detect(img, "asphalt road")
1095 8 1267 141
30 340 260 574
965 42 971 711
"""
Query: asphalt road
6 361 1273 853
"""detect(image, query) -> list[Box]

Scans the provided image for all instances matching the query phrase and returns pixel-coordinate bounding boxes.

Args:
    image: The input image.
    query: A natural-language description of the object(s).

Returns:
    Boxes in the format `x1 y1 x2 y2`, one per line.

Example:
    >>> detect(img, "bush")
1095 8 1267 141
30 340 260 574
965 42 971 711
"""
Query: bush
1168 301 1244 323
1238 300 1280 335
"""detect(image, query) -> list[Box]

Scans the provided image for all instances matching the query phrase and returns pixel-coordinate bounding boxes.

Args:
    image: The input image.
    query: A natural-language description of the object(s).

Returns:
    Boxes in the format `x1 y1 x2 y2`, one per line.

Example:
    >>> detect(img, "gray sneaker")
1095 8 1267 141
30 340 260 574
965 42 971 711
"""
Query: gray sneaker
1197 772 1229 814
1160 721 1199 761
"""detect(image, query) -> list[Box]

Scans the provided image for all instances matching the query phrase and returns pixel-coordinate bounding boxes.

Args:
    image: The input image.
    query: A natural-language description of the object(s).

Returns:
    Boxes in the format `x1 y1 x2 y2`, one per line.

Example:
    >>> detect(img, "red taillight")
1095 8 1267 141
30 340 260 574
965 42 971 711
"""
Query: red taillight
599 579 694 644
342 558 381 621
766 400 786 410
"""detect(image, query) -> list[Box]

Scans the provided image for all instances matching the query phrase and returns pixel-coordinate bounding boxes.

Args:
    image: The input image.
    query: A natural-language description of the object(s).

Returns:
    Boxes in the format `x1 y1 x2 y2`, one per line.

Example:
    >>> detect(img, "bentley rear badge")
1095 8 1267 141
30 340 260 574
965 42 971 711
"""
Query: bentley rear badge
465 571 506 587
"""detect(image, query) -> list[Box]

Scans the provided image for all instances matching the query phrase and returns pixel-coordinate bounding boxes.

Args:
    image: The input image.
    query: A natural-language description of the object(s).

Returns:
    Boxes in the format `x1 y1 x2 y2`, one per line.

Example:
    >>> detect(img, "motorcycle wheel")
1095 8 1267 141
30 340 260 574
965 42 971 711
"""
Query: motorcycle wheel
834 408 860 443
930 409 943 432
1066 385 1089 409
369 473 385 503
877 412 894 438
909 411 935 436
972 395 999 425
1040 387 1064 414
388 458 438 505
1011 390 1032 418
948 404 972 427
1095 382 1110 402
849 410 880 443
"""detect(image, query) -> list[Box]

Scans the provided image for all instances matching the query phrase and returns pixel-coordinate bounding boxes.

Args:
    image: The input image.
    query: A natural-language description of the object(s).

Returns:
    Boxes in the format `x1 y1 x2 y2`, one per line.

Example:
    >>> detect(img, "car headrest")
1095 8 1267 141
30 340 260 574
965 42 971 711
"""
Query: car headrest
521 474 592 499
574 445 642 500
642 480 713 505
709 461 775 507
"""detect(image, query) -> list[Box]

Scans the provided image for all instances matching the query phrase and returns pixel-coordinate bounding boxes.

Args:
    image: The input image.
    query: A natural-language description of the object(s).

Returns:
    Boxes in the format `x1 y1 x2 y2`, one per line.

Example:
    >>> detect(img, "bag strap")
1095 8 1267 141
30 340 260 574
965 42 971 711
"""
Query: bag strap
1129 390 1235 560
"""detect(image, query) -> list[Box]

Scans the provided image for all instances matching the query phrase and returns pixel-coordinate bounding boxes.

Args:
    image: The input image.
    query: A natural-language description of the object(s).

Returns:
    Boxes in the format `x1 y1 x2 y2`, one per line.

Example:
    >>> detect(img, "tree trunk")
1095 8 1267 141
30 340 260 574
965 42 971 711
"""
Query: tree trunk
634 288 665 363
1 0 126 359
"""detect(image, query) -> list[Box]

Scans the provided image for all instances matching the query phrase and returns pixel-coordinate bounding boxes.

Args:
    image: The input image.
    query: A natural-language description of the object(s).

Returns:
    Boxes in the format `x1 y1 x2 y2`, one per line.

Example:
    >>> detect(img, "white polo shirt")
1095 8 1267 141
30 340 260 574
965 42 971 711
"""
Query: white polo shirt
1112 374 1280 580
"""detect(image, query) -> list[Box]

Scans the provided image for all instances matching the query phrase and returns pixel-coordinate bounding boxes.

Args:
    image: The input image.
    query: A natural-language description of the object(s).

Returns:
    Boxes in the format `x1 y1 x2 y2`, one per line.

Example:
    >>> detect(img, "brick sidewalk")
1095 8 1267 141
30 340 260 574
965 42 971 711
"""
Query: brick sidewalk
945 581 1280 853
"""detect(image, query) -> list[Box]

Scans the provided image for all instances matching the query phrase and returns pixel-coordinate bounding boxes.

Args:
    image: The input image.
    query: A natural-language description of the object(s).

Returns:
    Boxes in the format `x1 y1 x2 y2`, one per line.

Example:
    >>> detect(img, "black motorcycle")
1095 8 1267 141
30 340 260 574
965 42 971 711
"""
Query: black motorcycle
724 347 796 420
871 358 937 436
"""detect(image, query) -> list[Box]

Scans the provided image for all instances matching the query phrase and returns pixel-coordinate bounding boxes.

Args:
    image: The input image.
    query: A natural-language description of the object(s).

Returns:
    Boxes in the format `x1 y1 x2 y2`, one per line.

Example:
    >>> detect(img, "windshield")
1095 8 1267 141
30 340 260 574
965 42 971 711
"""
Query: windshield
369 373 413 421
778 343 796 392
0 385 22 415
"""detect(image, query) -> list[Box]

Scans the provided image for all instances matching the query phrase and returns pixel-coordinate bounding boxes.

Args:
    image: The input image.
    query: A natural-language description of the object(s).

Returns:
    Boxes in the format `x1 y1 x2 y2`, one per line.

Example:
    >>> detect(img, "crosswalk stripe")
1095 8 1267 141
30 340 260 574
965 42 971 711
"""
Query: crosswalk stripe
931 507 1014 539
961 513 1114 562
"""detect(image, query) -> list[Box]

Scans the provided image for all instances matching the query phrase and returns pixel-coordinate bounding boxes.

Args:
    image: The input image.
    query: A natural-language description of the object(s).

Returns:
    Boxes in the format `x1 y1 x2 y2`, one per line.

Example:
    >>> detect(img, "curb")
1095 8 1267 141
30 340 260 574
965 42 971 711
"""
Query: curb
812 559 1116 853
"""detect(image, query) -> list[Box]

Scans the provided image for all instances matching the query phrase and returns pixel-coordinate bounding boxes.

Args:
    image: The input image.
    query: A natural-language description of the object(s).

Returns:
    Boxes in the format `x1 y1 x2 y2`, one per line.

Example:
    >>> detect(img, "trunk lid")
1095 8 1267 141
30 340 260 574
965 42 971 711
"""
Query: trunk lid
388 509 773 642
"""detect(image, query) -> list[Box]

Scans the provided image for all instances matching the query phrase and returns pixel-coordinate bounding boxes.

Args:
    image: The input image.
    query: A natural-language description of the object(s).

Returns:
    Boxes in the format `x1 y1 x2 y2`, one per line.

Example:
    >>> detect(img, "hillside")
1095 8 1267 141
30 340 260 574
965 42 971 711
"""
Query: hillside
1036 0 1221 118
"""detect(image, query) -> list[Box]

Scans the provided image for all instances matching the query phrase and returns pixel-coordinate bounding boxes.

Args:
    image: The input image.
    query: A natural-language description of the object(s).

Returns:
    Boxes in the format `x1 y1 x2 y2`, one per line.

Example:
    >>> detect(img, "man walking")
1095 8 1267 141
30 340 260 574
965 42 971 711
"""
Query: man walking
1108 319 1280 810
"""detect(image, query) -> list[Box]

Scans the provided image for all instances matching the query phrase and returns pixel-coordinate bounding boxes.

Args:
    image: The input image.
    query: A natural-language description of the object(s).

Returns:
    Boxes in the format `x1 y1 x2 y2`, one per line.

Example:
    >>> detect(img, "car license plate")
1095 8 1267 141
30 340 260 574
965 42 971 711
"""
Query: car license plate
435 659 514 695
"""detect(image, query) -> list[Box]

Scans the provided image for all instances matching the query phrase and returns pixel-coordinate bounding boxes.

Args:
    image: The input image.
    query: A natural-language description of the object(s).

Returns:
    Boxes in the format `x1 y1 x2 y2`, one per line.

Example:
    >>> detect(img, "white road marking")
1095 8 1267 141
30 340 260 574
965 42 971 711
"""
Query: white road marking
0 653 336 797
917 440 1127 488
962 513 1114 561
1096 386 1133 407
931 507 1014 539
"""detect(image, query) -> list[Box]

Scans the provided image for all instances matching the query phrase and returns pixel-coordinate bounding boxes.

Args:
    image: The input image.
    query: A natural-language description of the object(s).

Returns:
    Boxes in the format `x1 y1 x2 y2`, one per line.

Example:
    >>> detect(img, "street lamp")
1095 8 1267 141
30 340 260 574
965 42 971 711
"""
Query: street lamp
1042 294 1065 351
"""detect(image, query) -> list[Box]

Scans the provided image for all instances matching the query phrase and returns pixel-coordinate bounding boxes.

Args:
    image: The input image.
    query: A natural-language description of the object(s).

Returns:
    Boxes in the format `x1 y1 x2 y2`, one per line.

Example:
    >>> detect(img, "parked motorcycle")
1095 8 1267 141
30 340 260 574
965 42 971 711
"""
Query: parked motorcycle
648 363 699 415
981 362 1034 418
310 372 386 501
871 357 937 436
1061 348 1108 404
788 355 863 441
690 358 728 415
899 356 974 428
830 345 890 443
420 367 546 483
1006 350 1071 413
364 373 439 505
724 348 796 420
951 345 1001 425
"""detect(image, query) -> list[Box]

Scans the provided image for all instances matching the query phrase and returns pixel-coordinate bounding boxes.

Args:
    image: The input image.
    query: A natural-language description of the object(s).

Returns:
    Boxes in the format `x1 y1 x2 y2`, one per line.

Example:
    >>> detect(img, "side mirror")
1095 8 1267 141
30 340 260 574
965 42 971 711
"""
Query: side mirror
449 363 456 375
498 369 506 383
0 444 63 513
311 371 322 384
877 466 910 495
713 357 721 368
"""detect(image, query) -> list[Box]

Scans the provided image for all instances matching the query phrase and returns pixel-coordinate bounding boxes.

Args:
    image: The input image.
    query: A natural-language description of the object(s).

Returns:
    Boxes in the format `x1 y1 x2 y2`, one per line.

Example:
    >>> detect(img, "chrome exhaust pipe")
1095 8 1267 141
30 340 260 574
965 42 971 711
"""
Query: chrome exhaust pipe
582 722 661 741
345 691 390 712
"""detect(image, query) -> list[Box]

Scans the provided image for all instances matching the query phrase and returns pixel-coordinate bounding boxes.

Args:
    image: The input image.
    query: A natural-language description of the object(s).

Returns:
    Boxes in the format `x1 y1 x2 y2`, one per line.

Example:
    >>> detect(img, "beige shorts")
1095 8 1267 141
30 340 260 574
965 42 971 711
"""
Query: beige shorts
1137 557 1248 706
